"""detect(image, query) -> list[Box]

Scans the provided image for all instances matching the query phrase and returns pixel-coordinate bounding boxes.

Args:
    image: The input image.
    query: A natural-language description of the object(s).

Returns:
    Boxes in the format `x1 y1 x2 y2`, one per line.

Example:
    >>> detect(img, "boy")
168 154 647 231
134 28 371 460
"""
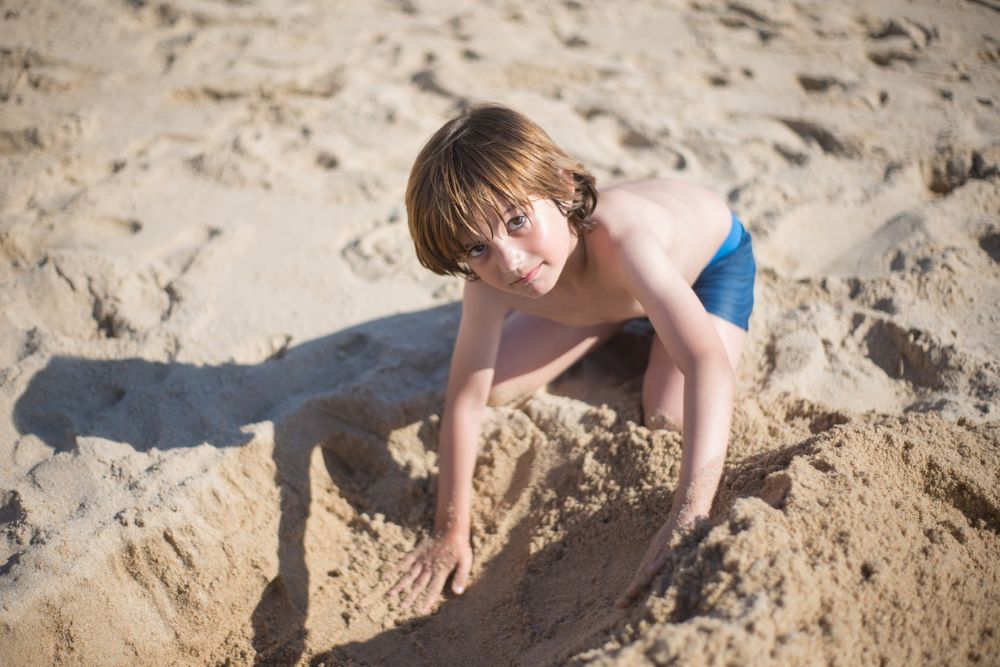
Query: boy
387 103 755 613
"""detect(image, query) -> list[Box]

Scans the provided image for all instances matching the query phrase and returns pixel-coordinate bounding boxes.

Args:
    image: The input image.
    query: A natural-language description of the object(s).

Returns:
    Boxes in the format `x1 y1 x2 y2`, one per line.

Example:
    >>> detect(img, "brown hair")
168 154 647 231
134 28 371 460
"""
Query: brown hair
405 102 598 277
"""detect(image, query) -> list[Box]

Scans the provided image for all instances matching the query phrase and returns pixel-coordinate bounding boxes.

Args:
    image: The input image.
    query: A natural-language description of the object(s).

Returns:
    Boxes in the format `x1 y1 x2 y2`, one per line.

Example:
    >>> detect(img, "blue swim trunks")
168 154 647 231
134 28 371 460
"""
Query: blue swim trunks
692 212 756 331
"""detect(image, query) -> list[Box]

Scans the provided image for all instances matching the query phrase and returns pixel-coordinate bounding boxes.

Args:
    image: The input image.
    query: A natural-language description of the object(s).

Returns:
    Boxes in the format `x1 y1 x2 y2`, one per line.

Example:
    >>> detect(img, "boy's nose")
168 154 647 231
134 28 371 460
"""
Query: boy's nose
494 240 525 274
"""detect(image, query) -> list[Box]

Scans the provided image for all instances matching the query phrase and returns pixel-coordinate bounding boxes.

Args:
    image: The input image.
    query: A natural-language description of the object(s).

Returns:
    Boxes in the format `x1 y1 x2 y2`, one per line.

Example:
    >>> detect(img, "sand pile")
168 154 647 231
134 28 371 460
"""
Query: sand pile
1 0 998 664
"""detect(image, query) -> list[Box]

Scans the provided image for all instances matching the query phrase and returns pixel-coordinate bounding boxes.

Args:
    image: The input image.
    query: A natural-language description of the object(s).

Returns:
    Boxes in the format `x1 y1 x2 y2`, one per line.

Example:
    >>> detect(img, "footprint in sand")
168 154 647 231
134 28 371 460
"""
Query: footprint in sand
865 17 936 69
861 319 955 390
576 106 686 169
0 115 87 155
867 50 918 68
341 217 418 282
775 117 856 157
0 47 96 102
867 17 938 48
922 145 1000 195
796 74 849 94
185 128 284 189
773 143 809 166
88 223 223 333
716 2 784 43
410 68 456 100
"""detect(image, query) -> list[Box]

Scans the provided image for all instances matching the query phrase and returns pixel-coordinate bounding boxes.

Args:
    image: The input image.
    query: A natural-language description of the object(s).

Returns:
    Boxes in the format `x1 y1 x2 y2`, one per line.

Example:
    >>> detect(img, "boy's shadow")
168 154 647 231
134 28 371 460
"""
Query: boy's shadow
12 304 461 665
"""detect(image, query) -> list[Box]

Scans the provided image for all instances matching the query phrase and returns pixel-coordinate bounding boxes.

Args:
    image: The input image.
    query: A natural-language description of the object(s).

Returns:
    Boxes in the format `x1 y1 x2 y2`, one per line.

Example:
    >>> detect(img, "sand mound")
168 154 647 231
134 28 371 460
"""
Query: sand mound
2 0 999 664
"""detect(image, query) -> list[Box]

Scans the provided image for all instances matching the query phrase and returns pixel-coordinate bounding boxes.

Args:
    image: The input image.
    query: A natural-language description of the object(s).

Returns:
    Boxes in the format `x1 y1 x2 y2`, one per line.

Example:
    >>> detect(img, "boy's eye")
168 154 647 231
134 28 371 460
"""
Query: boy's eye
507 215 528 231
467 243 487 258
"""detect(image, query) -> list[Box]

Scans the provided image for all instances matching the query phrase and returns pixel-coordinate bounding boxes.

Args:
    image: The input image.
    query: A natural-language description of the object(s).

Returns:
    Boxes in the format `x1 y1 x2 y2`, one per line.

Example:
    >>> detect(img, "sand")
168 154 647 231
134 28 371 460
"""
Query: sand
1 0 999 664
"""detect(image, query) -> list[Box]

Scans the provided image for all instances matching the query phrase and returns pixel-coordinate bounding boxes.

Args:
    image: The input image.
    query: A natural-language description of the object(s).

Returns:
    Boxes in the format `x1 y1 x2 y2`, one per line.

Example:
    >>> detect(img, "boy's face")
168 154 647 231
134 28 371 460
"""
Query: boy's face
460 196 575 298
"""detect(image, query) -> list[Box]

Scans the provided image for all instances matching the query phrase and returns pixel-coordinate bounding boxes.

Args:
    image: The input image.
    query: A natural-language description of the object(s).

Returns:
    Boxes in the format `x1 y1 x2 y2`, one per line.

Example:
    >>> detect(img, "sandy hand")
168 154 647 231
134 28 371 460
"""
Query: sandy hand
615 513 693 609
386 531 472 614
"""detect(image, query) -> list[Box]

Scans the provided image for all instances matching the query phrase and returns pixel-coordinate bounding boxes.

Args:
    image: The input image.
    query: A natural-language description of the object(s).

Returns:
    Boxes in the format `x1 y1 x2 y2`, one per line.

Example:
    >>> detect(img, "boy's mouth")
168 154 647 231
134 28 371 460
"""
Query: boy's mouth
512 263 542 285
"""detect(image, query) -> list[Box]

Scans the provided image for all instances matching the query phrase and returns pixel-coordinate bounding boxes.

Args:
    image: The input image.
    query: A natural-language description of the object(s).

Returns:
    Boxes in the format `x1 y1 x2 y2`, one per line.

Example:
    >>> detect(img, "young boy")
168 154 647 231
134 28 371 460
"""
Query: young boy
387 103 755 614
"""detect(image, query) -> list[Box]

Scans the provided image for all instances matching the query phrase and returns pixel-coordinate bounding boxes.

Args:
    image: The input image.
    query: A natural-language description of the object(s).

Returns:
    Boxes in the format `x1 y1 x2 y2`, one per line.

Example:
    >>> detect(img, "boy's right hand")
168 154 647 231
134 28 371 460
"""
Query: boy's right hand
386 530 472 614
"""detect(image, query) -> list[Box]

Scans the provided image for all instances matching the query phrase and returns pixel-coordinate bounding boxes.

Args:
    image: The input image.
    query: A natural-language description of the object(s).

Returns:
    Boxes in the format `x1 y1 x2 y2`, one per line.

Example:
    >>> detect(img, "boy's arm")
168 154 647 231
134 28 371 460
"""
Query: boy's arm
604 230 735 516
388 280 507 612
435 280 509 537
606 230 736 608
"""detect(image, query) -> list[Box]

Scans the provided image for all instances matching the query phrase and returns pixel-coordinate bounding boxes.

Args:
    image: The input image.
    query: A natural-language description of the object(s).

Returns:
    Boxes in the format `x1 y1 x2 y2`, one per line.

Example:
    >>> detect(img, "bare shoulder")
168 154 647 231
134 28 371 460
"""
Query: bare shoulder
587 179 686 247
601 178 728 228
586 177 732 280
584 190 665 276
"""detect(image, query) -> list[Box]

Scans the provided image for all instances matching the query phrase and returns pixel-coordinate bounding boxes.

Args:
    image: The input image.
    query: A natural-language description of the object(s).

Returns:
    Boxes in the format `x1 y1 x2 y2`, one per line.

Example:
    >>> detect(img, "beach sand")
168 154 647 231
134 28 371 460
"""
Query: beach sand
1 0 998 664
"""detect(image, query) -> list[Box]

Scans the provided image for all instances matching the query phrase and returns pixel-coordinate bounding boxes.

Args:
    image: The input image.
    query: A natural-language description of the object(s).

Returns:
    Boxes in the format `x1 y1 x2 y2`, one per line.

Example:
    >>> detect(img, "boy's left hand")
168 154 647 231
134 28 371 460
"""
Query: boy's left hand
615 513 691 608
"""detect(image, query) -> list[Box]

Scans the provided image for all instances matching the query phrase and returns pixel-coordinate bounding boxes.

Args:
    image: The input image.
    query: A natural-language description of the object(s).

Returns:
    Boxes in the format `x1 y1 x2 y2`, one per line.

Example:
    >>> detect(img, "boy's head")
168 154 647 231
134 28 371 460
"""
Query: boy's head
406 102 597 277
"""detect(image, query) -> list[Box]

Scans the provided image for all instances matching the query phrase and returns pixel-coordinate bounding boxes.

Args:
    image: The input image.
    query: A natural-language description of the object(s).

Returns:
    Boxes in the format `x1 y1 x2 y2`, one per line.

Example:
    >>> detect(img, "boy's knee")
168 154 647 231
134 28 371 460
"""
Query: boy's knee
486 382 517 407
485 388 506 407
643 406 683 433
487 380 532 408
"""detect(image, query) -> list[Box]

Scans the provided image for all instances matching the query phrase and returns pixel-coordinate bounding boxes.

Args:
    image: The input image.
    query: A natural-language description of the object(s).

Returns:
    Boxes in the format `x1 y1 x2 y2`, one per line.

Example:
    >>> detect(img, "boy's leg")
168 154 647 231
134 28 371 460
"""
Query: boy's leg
489 312 622 406
641 315 746 431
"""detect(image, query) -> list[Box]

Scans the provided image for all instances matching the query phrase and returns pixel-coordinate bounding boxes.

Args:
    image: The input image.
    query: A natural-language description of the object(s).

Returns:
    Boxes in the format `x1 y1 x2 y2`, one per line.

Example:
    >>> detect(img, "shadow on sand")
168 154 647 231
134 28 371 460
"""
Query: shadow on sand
13 304 461 664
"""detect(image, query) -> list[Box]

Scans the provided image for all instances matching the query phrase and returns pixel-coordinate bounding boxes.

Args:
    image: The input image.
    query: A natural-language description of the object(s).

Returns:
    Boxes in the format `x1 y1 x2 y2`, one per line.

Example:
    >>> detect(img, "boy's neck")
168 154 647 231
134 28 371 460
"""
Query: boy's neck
555 226 588 292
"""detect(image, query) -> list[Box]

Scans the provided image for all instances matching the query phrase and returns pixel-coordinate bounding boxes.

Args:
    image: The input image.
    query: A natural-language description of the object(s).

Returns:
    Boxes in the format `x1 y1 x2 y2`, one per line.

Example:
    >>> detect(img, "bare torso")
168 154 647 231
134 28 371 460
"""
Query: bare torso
496 178 732 326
